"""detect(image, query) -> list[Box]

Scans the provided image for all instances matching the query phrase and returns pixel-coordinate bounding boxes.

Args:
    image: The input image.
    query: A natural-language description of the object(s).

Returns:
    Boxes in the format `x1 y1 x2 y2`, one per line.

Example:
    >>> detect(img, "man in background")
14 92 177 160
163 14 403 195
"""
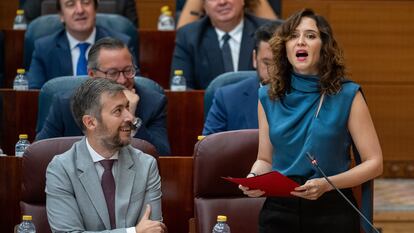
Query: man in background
46 78 166 232
171 0 269 89
27 0 134 89
203 21 281 135
36 38 171 155
24 0 138 26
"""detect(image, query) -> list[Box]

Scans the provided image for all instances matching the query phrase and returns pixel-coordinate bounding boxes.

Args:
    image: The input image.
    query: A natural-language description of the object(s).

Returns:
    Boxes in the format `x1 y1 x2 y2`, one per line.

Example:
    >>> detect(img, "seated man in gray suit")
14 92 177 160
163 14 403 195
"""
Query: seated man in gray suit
27 0 134 89
203 21 281 135
46 78 167 232
171 0 269 89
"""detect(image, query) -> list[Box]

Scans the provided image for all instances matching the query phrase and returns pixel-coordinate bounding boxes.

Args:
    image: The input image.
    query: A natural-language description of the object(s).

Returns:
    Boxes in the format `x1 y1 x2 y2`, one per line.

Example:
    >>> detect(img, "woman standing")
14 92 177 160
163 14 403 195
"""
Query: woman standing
239 8 383 233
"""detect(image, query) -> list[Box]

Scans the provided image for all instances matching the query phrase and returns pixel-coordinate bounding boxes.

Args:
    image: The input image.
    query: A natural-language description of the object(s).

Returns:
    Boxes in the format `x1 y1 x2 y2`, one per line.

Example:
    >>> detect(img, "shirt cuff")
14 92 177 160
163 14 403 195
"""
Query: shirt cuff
126 227 136 233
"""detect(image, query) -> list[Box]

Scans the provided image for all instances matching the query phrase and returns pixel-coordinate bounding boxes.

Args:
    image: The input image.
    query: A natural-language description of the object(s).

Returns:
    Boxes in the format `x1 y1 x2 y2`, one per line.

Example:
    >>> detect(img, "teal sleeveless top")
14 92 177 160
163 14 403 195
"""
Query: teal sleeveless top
259 72 360 179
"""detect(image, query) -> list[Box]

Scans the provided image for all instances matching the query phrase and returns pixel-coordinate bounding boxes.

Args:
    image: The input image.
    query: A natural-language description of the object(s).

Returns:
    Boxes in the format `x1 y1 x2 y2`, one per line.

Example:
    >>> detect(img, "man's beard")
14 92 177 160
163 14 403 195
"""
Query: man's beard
97 122 132 151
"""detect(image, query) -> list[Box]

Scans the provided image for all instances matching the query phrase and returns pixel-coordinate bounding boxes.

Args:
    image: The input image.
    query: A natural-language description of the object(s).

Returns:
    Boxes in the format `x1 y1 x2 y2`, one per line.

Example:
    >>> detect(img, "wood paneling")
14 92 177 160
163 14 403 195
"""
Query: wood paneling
0 1 19 30
363 84 414 161
165 90 205 156
0 156 22 233
136 0 175 30
3 29 24 88
0 89 38 155
139 30 175 89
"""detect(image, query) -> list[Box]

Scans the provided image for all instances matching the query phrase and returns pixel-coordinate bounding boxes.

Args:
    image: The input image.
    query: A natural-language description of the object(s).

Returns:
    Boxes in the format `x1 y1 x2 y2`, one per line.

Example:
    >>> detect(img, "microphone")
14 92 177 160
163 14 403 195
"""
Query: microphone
305 152 380 233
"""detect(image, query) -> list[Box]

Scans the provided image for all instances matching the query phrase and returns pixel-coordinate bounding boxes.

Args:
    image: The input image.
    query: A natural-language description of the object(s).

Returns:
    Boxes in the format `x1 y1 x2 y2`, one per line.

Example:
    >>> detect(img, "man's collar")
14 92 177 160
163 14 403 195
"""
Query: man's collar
66 27 97 50
215 19 244 43
86 137 119 162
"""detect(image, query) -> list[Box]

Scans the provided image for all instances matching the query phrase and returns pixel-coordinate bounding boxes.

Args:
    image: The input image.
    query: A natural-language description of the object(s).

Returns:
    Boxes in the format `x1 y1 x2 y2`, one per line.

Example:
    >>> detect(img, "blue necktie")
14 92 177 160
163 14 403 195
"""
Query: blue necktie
76 42 90 75
221 33 234 72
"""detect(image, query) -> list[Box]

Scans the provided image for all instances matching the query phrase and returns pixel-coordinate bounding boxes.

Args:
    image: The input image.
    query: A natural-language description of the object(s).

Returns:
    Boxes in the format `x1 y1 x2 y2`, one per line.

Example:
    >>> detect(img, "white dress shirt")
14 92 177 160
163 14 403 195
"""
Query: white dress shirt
215 20 244 71
66 28 96 75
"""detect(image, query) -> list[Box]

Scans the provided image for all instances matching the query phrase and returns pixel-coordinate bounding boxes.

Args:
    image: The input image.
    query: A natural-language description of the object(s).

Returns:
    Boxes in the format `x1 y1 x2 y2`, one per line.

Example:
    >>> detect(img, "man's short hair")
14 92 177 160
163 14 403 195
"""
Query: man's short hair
254 20 283 49
87 37 129 70
71 78 126 131
57 0 99 11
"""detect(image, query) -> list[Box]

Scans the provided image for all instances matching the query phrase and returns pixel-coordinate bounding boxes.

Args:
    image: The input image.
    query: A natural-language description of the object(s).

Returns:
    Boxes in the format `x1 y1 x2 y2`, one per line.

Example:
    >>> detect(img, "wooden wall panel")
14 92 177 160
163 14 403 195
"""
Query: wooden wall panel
0 0 19 30
136 0 176 30
363 84 414 161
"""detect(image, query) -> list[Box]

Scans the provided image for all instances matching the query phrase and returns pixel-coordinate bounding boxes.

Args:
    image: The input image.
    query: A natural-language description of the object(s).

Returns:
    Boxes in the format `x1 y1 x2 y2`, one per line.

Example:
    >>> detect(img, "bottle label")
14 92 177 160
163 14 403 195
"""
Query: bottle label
15 152 24 157
13 24 27 30
171 85 186 91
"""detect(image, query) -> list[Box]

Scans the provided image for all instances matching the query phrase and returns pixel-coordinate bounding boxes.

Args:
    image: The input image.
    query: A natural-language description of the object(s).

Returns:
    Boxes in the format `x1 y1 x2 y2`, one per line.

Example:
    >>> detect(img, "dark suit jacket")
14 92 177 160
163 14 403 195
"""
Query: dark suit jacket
171 14 269 89
36 84 171 155
27 26 132 89
23 0 138 26
46 137 162 231
203 76 260 135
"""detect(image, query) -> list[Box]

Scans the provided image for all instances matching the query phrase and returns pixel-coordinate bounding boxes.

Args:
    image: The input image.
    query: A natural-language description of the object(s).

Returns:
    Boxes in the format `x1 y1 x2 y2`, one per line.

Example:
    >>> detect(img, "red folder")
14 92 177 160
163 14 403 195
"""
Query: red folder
223 171 300 197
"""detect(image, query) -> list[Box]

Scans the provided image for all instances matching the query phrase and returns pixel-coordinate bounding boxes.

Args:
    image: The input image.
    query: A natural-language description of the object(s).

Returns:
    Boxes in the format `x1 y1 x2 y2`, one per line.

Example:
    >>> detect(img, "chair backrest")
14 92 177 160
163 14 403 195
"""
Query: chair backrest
20 136 159 233
193 129 265 233
36 76 164 133
204 71 257 119
24 13 138 69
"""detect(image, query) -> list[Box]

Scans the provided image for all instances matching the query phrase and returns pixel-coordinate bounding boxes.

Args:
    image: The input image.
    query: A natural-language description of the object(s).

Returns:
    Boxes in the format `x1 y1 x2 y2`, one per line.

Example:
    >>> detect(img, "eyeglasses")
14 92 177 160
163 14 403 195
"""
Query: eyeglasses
93 66 138 80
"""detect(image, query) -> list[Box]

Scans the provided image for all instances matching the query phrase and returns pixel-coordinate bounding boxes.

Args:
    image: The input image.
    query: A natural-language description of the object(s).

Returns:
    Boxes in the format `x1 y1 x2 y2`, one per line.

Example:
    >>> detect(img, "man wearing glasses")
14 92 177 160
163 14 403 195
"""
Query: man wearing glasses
36 38 171 155
27 0 136 89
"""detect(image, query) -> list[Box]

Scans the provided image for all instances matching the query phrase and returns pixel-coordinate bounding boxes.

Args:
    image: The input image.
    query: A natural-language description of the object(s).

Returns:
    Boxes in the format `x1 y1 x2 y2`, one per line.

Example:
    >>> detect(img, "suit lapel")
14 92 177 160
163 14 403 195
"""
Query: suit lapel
56 32 73 75
238 19 255 70
76 138 111 229
115 146 135 227
203 25 225 78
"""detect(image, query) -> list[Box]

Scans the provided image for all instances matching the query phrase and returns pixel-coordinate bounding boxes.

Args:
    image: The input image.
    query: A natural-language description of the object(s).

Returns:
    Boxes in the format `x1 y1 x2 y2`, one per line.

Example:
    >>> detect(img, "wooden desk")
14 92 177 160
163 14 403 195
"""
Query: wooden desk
1 29 175 89
0 155 194 233
0 89 205 156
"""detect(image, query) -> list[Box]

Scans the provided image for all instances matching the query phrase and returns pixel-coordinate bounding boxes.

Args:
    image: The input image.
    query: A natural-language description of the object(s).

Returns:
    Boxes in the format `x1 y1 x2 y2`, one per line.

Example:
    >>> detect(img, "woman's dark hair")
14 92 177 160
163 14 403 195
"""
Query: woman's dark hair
268 8 346 100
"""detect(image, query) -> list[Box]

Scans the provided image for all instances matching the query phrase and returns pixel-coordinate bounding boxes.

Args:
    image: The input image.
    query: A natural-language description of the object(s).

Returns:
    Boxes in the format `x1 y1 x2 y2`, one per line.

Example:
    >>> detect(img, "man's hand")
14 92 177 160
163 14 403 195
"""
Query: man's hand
123 89 139 114
135 204 167 233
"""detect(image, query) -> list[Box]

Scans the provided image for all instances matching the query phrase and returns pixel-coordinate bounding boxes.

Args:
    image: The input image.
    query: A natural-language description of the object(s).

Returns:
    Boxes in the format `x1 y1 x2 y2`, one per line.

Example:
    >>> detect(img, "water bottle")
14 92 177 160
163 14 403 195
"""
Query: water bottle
13 9 27 30
212 215 230 233
13 69 29 91
17 215 36 233
170 70 186 91
15 134 30 157
0 147 5 156
157 6 175 31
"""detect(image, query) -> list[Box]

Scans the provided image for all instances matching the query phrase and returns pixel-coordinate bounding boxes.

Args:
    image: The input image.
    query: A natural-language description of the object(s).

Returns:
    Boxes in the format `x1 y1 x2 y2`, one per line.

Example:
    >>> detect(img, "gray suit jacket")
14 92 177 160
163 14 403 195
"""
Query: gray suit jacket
46 137 162 232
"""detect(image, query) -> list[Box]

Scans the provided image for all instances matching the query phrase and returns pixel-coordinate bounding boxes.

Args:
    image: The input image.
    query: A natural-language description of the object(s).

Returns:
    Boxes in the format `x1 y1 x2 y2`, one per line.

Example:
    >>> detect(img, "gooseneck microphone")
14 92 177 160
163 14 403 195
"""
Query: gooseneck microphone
305 152 380 233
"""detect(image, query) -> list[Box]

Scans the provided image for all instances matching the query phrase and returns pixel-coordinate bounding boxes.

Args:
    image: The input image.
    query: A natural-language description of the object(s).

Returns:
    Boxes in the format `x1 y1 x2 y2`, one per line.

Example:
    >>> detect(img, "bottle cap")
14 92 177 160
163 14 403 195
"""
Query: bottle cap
161 6 170 13
197 135 205 141
22 215 32 221
17 68 25 74
174 70 183 76
164 11 172 17
19 134 28 139
217 215 227 222
16 9 24 15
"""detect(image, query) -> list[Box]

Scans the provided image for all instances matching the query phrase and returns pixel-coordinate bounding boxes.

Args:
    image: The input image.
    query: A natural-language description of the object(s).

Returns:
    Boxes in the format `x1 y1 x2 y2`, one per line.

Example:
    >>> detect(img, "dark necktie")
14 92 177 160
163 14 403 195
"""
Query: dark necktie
100 159 116 229
221 33 234 72
76 42 90 75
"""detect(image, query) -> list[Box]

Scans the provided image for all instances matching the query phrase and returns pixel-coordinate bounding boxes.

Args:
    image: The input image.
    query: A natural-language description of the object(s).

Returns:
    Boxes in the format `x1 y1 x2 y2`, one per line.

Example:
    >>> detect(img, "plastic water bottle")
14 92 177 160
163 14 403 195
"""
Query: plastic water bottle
157 6 175 31
13 69 29 91
15 134 30 157
212 215 230 233
17 215 36 233
170 70 186 91
13 9 27 30
0 147 5 156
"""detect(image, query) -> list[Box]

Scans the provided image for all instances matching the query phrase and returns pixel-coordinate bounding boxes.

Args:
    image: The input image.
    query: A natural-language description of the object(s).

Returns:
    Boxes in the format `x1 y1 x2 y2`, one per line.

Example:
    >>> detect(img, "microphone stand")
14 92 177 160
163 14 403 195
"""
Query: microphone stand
305 152 380 233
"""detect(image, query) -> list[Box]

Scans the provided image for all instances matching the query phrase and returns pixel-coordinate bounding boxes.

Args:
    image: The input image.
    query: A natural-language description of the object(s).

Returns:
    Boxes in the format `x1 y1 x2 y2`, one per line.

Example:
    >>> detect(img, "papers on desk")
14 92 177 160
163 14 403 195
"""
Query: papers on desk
223 171 300 197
